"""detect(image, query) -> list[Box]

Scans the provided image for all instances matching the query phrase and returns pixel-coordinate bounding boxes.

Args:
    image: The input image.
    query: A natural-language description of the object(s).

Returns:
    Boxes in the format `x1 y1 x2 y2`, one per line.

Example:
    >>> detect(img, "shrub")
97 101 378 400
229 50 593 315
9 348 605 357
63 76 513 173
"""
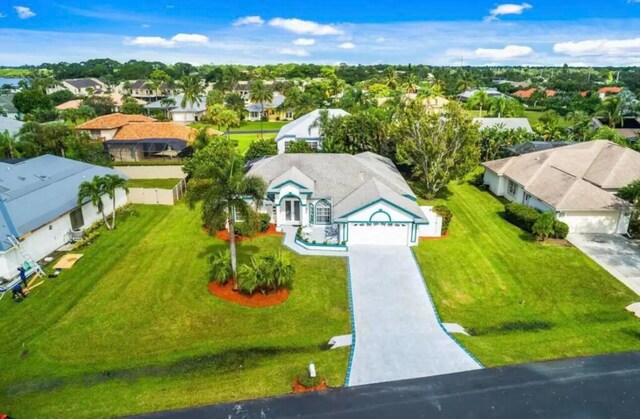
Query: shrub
237 251 295 295
233 222 250 237
297 370 324 388
434 205 453 235
532 212 555 241
470 172 485 187
504 202 540 232
210 250 232 285
553 220 569 239
259 213 271 232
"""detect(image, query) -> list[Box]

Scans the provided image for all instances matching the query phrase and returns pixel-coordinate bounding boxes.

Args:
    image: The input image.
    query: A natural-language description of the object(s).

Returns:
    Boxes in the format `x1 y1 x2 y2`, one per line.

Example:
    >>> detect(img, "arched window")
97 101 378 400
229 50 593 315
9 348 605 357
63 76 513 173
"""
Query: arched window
315 200 331 225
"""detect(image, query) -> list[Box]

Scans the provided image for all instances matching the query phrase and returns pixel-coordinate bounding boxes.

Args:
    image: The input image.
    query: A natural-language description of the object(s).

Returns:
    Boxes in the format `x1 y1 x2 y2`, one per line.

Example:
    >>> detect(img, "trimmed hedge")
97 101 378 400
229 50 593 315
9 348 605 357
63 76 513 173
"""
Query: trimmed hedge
434 205 453 235
504 202 570 239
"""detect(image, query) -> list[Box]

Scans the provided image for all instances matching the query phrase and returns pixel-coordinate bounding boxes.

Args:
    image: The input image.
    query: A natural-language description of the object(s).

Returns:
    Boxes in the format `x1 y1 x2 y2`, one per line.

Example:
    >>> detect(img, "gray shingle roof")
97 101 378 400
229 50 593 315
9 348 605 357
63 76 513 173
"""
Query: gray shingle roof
0 94 18 114
275 109 350 142
0 116 23 136
0 155 125 250
473 117 533 133
64 78 104 89
247 152 426 222
245 93 286 112
144 94 206 113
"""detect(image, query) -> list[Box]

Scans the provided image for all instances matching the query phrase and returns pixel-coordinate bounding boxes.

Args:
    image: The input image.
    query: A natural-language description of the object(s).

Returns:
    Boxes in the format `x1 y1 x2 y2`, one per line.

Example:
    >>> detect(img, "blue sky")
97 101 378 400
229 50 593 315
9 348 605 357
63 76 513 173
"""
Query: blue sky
1 1 640 66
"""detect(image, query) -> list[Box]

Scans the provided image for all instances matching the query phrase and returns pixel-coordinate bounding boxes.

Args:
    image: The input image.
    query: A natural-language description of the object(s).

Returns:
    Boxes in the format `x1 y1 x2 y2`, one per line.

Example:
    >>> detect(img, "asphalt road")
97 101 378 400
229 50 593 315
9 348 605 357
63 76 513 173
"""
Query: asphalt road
132 351 640 418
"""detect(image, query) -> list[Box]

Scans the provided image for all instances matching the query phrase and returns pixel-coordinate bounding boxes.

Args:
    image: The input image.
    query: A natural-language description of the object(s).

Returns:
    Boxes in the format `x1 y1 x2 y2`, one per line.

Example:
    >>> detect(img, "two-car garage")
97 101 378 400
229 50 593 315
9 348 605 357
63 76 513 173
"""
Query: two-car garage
559 211 629 235
347 222 412 246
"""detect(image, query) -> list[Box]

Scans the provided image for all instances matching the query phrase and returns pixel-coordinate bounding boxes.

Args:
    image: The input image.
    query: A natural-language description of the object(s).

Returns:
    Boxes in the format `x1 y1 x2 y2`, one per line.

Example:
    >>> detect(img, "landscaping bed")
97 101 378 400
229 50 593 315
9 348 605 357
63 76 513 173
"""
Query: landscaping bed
215 223 282 242
208 279 289 307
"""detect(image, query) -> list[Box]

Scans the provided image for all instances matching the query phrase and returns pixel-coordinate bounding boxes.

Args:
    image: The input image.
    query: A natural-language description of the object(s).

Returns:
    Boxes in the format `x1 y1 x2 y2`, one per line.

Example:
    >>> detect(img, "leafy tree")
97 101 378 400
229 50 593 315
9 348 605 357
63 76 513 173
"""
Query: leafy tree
598 95 623 128
204 104 240 137
479 126 535 161
101 174 128 228
249 80 274 138
487 97 524 118
31 107 59 123
466 90 490 117
225 92 247 120
48 89 76 106
65 133 112 167
321 108 394 157
160 97 177 117
395 102 481 198
186 147 267 282
121 98 143 114
245 137 277 161
0 131 18 158
77 176 112 230
183 136 236 175
206 89 224 106
77 104 97 121
13 89 52 114
83 96 115 116
285 139 314 153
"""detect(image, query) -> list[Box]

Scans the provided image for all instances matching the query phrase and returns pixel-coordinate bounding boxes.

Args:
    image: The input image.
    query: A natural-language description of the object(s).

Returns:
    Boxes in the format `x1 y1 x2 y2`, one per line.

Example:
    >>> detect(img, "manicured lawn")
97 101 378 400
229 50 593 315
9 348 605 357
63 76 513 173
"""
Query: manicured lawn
0 204 350 418
127 178 183 189
230 133 276 154
415 181 640 367
524 110 570 127
230 120 287 131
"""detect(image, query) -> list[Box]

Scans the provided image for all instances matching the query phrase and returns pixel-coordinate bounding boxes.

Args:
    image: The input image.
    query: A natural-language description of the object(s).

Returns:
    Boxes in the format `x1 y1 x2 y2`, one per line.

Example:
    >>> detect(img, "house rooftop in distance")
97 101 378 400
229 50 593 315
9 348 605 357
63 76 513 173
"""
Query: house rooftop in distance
111 122 198 142
473 117 533 133
0 116 24 136
62 78 105 89
76 113 156 130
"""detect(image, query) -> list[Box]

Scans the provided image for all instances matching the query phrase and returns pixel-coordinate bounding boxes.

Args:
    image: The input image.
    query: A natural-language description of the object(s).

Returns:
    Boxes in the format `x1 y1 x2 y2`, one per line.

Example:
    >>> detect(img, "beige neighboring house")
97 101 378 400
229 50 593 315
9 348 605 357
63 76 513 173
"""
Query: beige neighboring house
56 93 145 113
377 93 449 113
482 140 640 235
47 78 107 96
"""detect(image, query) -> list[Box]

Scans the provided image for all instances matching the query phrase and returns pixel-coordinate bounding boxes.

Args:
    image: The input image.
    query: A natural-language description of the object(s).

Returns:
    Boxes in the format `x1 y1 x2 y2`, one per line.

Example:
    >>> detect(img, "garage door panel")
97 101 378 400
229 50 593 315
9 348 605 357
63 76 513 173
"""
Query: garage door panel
349 223 410 246
563 212 620 234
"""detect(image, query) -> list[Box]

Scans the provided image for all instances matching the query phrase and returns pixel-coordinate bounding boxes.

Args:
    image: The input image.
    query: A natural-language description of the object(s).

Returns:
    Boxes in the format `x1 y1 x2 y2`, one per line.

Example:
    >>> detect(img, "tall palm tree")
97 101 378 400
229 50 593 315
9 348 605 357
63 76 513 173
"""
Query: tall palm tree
249 80 274 139
186 152 267 282
102 174 128 229
0 131 17 158
468 90 490 117
179 74 205 109
77 176 112 230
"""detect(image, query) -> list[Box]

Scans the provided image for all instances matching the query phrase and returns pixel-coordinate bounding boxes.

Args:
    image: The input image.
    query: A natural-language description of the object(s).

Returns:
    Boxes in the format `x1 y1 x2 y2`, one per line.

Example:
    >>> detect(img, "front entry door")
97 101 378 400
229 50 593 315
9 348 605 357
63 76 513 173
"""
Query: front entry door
284 199 301 224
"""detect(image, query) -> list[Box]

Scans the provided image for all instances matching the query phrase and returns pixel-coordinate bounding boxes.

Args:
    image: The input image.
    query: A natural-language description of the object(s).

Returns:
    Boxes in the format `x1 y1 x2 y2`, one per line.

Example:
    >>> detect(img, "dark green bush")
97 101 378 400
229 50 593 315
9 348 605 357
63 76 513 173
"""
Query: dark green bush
259 213 271 232
434 205 453 235
233 222 250 237
504 202 541 232
470 172 485 187
553 220 569 239
297 370 324 388
533 212 555 241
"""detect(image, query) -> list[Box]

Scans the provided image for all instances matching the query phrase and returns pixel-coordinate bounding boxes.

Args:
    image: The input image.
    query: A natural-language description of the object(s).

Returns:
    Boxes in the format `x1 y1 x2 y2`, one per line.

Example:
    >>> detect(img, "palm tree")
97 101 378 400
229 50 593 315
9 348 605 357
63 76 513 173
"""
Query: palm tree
249 80 274 139
599 95 623 128
0 131 17 158
467 90 490 117
186 151 267 282
77 176 112 230
102 174 128 229
404 73 420 94
160 97 177 118
383 67 398 89
179 74 205 109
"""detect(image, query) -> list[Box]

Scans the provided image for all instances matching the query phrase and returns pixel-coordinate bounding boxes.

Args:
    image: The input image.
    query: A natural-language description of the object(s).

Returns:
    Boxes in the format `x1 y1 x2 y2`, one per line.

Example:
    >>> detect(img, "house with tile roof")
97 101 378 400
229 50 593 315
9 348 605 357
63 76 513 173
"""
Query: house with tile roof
0 155 126 279
275 109 350 154
482 140 640 234
247 152 440 246
598 86 623 100
512 88 557 100
56 94 145 113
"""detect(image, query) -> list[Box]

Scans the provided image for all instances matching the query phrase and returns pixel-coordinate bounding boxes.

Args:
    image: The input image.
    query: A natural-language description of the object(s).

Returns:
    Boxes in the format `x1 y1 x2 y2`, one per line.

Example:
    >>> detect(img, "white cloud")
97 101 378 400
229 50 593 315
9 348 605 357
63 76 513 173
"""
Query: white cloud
293 38 315 46
14 6 36 19
338 42 356 49
171 33 210 44
233 16 264 27
554 38 640 56
124 36 176 48
269 18 343 36
485 3 532 21
278 47 309 57
474 45 534 59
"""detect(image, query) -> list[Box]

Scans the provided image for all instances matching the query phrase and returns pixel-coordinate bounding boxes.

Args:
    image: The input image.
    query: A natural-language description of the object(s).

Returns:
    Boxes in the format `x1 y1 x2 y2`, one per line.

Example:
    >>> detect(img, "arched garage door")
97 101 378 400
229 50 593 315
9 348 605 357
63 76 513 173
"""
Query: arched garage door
348 222 410 246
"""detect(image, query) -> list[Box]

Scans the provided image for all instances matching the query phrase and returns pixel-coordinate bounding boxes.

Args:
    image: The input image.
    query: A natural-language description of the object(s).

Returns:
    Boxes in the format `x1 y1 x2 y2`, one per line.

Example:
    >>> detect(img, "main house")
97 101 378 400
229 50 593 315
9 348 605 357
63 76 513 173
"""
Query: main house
76 113 198 161
0 155 126 279
246 152 438 246
275 109 350 154
482 140 640 234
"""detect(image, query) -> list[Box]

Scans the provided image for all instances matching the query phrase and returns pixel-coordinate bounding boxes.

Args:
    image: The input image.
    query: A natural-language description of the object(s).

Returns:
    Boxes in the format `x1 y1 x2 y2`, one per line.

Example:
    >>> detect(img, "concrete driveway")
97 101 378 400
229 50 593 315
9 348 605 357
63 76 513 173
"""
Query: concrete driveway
346 246 481 386
568 234 640 297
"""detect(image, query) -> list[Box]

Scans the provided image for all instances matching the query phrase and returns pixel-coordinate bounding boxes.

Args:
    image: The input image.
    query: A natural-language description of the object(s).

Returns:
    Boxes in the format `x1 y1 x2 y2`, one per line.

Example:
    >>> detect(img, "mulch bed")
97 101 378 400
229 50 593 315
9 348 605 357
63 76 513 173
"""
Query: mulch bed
213 224 283 242
292 380 329 393
419 231 450 241
208 279 289 307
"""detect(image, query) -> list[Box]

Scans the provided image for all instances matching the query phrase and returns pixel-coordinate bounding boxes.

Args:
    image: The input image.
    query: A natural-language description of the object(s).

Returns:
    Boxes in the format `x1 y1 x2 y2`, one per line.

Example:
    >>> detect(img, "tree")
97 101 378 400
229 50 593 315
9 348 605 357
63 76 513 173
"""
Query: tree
48 90 76 106
77 104 96 122
101 174 128 228
479 126 535 161
148 69 170 101
120 98 143 114
77 176 112 230
225 92 247 120
532 212 555 241
160 97 177 117
249 80 274 138
466 90 490 117
245 137 278 162
285 139 314 153
179 74 205 109
599 95 623 128
0 131 18 158
395 102 481 198
186 147 267 282
206 89 224 107
13 89 52 114
487 97 524 118
83 96 115 116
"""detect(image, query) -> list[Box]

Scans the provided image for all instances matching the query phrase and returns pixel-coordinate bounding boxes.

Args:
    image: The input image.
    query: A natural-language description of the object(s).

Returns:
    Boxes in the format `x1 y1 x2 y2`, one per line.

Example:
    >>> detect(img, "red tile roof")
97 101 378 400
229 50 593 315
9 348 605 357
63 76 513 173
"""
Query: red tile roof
111 122 198 142
598 86 622 95
77 113 156 130
513 88 556 99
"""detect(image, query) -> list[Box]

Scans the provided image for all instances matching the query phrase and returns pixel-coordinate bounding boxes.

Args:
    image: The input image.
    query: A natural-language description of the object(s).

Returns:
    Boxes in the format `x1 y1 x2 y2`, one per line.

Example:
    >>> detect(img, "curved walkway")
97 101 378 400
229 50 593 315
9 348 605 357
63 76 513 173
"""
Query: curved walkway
347 246 481 386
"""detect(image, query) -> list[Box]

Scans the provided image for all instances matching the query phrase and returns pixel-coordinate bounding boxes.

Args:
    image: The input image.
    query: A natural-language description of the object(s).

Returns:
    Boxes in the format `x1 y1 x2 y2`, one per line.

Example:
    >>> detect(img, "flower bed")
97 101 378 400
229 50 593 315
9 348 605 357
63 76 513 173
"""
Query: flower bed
208 279 289 307
214 224 283 242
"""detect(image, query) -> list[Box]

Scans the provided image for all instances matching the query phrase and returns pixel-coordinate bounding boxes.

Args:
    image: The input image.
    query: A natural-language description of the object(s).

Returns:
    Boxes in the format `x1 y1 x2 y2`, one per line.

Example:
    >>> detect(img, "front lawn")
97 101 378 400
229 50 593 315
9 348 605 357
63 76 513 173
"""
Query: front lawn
230 120 287 131
415 181 640 367
230 133 276 154
0 204 350 418
127 178 183 189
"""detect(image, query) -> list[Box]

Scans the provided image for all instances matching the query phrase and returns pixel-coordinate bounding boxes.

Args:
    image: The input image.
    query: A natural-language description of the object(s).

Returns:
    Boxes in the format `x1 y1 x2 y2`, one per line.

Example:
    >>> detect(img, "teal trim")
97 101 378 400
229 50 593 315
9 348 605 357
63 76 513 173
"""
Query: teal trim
369 209 392 222
269 190 312 195
270 179 312 190
344 257 356 387
411 224 418 242
276 193 306 207
337 198 423 220
403 194 418 202
409 249 484 368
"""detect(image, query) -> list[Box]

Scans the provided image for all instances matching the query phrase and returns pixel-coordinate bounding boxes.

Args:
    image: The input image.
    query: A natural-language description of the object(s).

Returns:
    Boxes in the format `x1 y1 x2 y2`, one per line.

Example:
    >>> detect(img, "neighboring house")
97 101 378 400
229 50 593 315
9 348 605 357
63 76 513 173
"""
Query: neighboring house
377 94 449 113
512 88 557 100
473 117 533 133
598 86 623 100
232 80 287 103
76 113 157 141
104 122 198 162
592 117 640 142
505 141 576 157
56 93 145 113
482 140 640 234
0 94 20 120
119 80 178 101
457 88 507 102
47 78 107 96
247 152 436 246
492 79 530 89
0 155 127 279
275 109 350 154
144 94 206 124
0 116 24 136
245 93 292 122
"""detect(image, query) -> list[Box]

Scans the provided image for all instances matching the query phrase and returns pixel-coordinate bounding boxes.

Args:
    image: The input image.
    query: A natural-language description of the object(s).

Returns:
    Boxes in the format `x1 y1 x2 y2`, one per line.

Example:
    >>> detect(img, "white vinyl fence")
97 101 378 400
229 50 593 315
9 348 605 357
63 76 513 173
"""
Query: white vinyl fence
115 165 186 179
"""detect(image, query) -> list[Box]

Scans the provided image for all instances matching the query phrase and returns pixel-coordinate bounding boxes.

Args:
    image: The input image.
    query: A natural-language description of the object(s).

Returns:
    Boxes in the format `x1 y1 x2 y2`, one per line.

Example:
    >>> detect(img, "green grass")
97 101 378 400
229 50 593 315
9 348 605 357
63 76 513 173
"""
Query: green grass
127 178 183 189
0 204 350 418
524 110 570 127
229 133 276 154
414 181 640 367
230 121 287 131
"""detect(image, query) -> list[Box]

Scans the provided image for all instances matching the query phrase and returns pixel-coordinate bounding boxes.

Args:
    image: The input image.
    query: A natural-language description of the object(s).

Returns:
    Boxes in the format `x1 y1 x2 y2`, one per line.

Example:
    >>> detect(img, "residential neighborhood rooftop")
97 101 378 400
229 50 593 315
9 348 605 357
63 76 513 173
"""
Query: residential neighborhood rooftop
0 115 24 135
111 122 198 142
275 109 349 142
76 113 157 130
473 117 533 133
